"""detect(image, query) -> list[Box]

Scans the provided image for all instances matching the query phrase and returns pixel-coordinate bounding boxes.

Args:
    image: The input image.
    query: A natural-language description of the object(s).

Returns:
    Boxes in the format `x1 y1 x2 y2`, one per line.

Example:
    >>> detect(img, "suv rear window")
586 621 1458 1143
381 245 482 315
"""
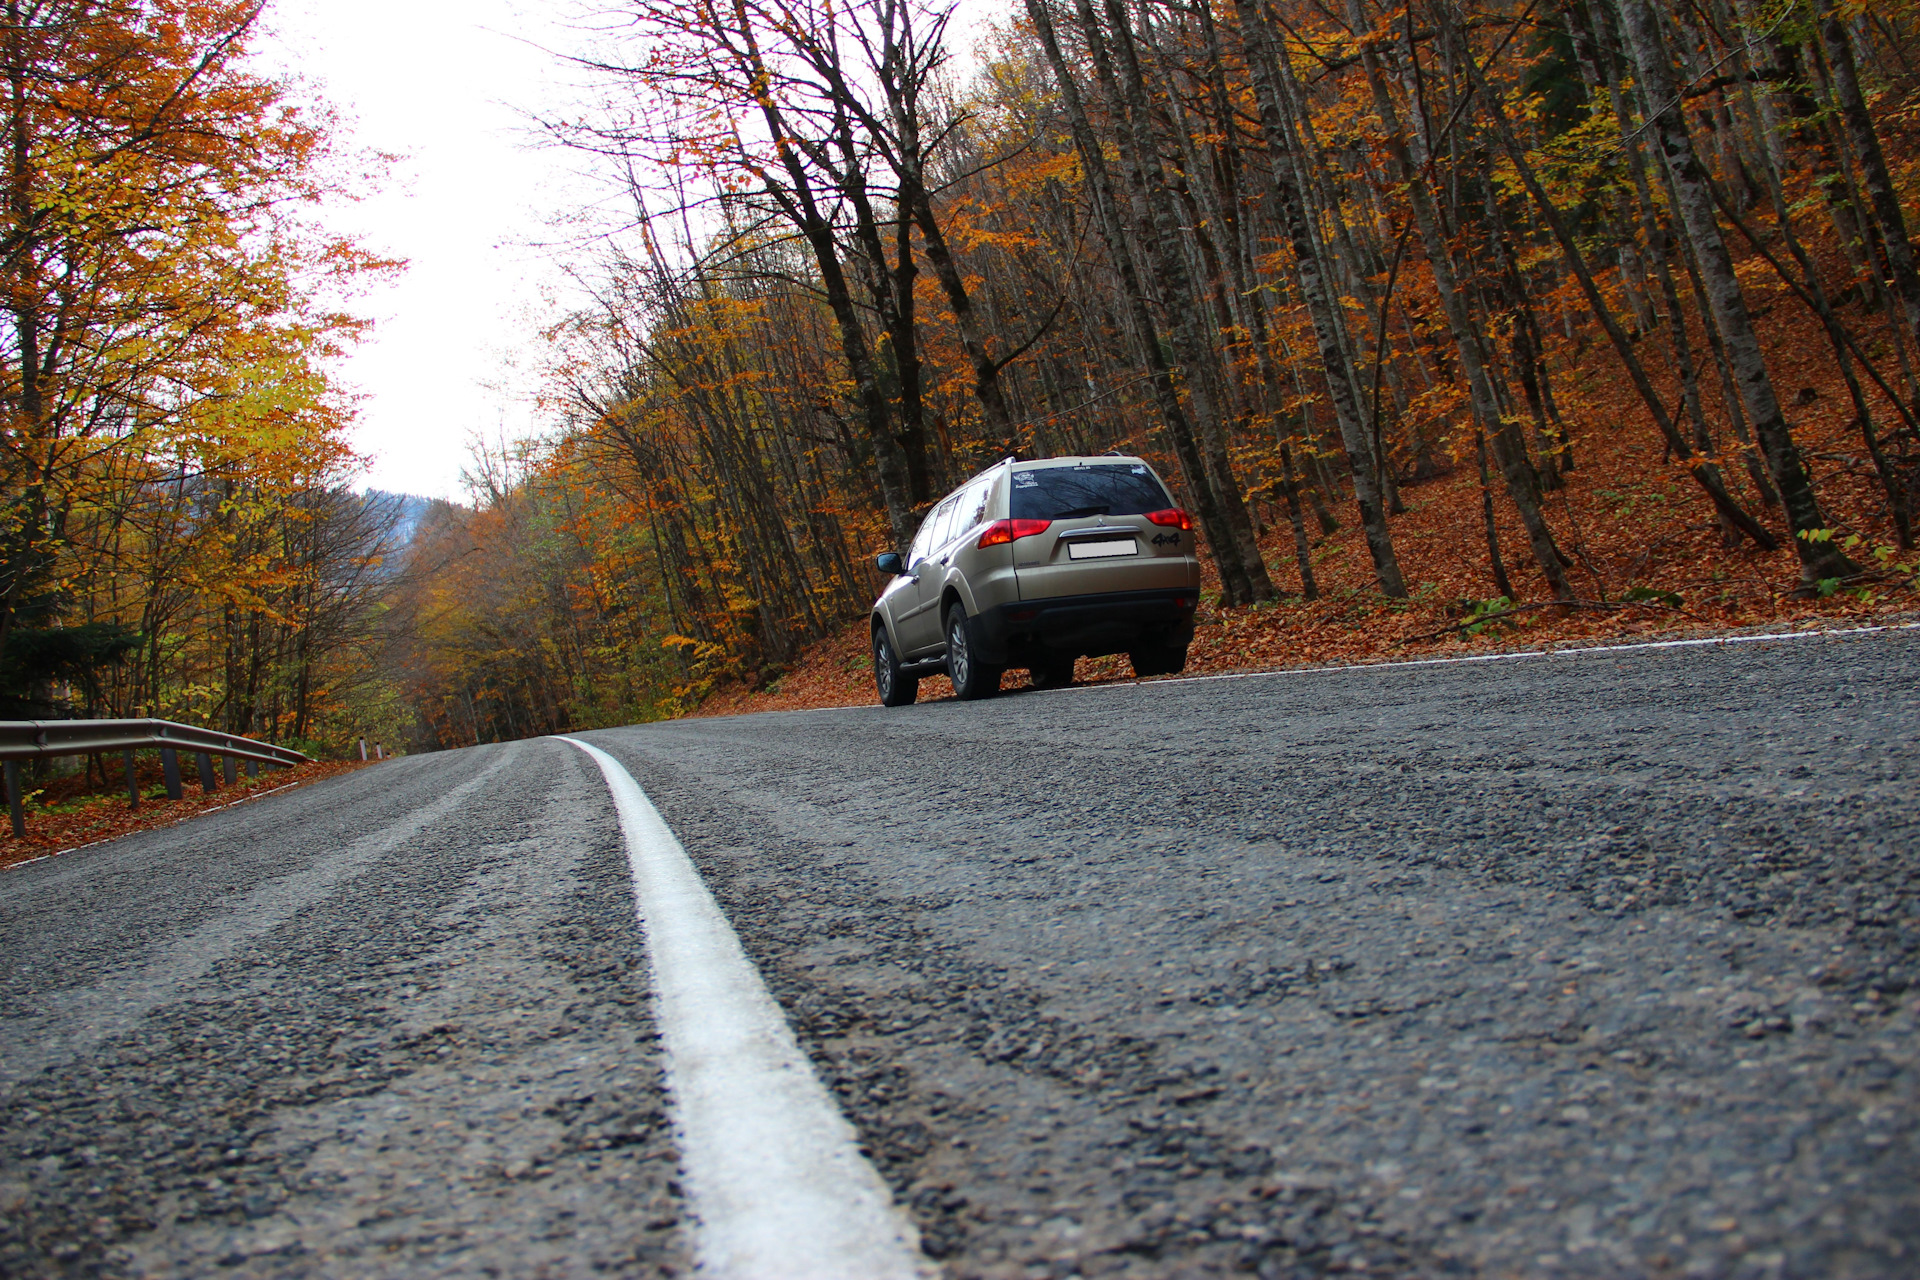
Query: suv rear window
1010 464 1171 520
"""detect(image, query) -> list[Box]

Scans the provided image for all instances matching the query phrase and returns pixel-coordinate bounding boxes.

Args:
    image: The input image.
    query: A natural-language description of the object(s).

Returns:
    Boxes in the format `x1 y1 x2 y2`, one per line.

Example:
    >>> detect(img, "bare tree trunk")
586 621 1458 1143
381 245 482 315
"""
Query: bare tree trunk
833 147 934 506
1818 0 1920 347
1477 424 1516 600
1349 0 1570 599
1279 441 1318 600
1087 0 1275 602
1615 0 1858 583
909 189 1017 445
1022 0 1251 604
1461 20 1781 553
728 22 919 549
1233 0 1406 596
1707 174 1918 550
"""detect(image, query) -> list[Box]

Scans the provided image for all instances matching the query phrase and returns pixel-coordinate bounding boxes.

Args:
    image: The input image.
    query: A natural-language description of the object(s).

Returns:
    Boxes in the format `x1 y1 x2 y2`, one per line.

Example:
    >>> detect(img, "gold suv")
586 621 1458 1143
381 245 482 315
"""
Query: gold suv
870 456 1203 705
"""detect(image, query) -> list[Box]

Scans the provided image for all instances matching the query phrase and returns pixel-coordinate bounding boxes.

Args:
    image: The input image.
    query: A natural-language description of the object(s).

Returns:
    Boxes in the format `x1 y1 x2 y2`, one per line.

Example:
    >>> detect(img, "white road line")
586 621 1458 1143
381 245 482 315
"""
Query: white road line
557 736 929 1280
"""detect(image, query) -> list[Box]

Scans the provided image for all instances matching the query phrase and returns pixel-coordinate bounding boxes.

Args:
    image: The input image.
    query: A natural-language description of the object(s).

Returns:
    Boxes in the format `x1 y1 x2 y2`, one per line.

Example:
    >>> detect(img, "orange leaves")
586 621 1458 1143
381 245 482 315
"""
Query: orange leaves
2 0 382 507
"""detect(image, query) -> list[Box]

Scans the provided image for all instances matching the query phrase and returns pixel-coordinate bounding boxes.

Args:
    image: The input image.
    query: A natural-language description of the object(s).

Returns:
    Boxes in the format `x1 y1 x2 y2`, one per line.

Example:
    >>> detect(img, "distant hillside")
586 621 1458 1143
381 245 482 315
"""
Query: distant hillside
365 490 436 549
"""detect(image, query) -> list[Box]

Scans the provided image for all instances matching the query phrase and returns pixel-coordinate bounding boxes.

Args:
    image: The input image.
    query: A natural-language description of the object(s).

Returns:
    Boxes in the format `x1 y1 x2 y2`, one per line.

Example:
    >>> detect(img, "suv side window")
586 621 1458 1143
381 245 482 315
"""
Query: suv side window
907 510 936 565
958 477 993 538
915 496 958 564
944 475 990 545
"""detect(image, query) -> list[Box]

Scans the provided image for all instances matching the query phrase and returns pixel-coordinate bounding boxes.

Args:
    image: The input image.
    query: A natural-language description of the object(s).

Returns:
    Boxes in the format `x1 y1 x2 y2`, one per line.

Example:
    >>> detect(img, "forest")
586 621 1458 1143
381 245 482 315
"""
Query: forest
392 0 1919 741
7 0 1920 753
0 0 411 759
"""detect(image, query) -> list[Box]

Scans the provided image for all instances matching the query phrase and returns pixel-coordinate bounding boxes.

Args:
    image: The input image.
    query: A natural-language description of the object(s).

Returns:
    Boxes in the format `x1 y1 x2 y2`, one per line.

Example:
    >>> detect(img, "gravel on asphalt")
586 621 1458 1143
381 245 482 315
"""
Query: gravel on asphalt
0 744 687 1278
0 628 1914 1279
587 628 1918 1279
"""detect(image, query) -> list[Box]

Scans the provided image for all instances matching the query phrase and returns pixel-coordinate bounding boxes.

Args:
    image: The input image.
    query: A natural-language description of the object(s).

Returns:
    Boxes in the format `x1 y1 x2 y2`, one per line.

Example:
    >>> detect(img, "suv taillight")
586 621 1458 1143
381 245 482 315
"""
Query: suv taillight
1145 508 1192 530
978 518 1051 547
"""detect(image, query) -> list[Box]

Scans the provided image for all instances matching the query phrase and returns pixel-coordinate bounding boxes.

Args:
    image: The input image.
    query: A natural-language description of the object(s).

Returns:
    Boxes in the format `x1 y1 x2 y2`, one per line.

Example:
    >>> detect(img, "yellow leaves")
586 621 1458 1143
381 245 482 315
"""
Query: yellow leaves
173 335 360 488
663 633 727 662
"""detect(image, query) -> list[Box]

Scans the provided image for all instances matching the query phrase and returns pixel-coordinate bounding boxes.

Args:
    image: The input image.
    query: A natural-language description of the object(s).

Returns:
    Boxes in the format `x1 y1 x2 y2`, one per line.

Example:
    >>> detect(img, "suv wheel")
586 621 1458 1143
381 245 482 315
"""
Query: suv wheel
874 627 918 706
1130 642 1189 678
945 605 1002 700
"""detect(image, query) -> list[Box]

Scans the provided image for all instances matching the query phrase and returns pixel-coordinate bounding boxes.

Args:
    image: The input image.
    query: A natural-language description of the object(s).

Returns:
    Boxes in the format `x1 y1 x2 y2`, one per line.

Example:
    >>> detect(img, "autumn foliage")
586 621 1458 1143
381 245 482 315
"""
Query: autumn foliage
0 1 397 753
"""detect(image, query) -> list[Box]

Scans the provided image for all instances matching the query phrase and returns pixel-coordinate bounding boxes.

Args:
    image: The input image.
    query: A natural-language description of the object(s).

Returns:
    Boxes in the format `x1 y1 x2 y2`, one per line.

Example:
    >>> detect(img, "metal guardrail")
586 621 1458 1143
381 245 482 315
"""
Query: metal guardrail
0 719 310 766
0 718 312 839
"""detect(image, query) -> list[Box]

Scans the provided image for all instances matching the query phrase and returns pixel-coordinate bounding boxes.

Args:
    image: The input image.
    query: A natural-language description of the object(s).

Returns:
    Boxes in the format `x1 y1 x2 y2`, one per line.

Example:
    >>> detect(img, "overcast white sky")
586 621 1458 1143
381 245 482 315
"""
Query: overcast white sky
253 0 1000 504
254 0 595 502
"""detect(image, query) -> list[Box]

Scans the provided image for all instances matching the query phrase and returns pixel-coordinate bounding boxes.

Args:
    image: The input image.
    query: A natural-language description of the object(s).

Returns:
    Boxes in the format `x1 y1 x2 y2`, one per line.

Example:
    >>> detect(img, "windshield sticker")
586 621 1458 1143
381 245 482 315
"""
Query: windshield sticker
1131 465 1147 474
1013 473 1039 486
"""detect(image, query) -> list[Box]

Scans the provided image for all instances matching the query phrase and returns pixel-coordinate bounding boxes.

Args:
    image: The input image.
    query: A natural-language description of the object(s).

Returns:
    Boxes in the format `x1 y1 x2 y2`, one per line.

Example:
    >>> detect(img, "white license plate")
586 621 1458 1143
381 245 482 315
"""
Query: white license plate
1067 538 1138 560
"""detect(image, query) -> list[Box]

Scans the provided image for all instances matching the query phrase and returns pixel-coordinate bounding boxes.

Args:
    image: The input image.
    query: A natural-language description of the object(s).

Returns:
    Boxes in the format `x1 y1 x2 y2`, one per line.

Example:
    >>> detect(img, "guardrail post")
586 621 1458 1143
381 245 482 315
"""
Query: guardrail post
123 749 139 811
4 761 21 838
222 755 236 786
246 758 258 779
196 752 216 793
161 748 183 800
375 743 384 760
358 736 368 761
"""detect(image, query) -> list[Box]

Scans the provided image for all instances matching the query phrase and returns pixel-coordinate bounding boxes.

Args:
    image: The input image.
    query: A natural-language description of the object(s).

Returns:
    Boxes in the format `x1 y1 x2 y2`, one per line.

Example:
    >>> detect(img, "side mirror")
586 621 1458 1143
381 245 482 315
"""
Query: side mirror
875 551 904 576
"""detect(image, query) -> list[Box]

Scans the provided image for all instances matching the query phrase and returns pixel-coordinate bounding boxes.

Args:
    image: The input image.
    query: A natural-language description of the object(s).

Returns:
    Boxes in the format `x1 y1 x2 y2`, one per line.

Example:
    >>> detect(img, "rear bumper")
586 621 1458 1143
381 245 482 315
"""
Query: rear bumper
976 588 1199 664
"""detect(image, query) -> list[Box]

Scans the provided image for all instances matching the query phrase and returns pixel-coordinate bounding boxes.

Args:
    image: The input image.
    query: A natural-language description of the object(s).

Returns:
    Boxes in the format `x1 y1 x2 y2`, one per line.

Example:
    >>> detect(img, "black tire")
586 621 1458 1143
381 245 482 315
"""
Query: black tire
1030 655 1076 689
1130 642 1189 679
945 605 1002 700
874 626 918 706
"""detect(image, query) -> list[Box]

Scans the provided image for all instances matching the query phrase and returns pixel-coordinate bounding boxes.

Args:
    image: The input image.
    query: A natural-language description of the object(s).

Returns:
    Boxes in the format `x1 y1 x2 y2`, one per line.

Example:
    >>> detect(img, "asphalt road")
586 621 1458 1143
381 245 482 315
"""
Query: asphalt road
2 628 1916 1278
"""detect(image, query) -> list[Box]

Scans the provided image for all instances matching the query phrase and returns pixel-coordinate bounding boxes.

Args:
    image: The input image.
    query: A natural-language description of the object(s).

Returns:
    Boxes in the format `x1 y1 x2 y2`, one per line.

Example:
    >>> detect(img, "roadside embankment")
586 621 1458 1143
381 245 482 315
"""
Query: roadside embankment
0 759 378 871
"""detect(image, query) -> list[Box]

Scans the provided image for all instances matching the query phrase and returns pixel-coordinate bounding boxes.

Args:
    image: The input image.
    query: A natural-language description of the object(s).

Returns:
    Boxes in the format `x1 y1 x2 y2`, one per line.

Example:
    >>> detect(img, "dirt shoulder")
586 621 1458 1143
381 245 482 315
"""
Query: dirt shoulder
0 759 377 871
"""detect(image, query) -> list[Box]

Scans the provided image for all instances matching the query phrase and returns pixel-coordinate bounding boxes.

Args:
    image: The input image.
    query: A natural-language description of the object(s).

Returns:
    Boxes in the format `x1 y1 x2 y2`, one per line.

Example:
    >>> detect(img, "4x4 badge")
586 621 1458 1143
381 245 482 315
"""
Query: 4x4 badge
1152 532 1182 547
